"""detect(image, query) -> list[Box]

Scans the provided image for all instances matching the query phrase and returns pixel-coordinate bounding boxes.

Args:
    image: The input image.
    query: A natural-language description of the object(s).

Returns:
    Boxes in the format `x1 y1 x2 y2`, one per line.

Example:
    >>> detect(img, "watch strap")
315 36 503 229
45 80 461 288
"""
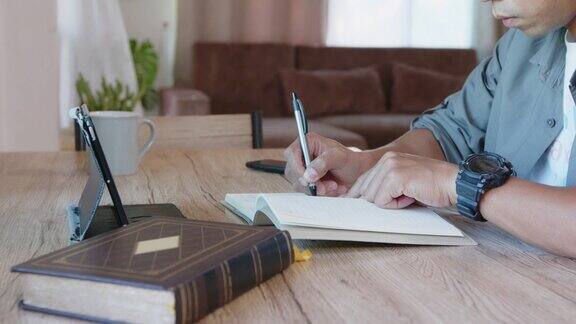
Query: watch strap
456 171 487 222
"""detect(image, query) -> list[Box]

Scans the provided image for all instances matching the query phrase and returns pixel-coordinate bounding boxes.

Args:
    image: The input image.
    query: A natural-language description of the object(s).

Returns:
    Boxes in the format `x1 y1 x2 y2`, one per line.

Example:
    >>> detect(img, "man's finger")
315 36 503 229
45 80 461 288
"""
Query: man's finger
337 184 349 197
283 141 305 181
293 183 309 194
377 195 416 209
316 182 326 196
284 163 303 186
322 180 340 197
359 168 387 202
371 175 412 208
358 165 380 196
368 179 398 207
303 148 346 182
346 168 371 198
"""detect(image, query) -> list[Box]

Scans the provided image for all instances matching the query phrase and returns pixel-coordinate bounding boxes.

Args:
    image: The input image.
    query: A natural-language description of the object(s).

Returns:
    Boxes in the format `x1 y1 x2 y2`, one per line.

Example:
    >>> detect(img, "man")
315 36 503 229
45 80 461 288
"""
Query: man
284 0 576 258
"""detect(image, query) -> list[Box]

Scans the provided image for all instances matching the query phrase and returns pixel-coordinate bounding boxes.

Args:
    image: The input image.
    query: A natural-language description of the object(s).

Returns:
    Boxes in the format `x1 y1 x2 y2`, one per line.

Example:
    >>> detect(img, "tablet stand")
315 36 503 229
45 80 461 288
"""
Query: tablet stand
67 105 184 243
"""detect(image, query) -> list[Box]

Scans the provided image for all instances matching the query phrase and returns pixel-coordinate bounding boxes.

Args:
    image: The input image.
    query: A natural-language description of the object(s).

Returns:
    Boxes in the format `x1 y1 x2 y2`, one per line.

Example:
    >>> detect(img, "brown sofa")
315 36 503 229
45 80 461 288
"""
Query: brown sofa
164 43 477 149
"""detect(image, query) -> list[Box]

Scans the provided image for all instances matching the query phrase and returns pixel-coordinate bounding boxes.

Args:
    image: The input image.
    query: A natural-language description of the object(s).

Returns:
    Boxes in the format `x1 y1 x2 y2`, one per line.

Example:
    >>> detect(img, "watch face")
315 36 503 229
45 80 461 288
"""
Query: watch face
468 154 501 174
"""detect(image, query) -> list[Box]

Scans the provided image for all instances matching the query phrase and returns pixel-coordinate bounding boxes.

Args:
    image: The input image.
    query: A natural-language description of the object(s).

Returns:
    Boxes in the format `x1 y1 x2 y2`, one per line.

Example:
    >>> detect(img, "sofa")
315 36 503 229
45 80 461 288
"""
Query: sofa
162 43 478 149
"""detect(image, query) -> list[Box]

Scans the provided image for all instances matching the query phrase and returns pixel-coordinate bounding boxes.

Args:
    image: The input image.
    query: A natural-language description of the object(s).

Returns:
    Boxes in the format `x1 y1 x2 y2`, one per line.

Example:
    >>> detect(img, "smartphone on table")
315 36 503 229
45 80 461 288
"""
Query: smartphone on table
245 159 286 175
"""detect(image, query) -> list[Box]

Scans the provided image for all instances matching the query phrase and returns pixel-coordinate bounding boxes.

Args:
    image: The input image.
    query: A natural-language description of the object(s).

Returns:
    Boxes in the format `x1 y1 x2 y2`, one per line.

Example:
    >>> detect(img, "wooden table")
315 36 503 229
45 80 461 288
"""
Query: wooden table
2 149 576 323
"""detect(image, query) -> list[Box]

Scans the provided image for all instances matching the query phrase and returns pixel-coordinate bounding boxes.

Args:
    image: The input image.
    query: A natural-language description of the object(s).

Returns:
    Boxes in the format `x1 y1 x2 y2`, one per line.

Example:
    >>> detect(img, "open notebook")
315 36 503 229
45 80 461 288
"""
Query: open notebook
223 193 476 246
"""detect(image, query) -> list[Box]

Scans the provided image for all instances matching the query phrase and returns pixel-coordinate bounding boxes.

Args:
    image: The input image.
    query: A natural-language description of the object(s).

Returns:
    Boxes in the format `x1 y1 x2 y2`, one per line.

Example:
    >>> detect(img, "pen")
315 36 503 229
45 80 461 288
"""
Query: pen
291 92 317 196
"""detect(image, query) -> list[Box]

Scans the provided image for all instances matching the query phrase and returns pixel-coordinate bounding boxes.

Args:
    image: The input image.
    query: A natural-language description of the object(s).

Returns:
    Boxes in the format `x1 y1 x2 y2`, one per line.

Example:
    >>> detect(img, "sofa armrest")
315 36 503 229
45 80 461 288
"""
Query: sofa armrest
160 87 211 116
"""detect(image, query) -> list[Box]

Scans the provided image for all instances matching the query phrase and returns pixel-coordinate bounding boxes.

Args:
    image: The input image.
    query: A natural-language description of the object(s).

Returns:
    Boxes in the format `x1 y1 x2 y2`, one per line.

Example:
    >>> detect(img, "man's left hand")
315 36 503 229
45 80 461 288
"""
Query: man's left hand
345 152 459 209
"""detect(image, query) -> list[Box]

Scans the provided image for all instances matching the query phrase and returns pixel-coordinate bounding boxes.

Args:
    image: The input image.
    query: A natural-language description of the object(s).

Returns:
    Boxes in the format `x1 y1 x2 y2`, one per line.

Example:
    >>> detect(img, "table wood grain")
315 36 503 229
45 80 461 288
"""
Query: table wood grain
1 149 576 323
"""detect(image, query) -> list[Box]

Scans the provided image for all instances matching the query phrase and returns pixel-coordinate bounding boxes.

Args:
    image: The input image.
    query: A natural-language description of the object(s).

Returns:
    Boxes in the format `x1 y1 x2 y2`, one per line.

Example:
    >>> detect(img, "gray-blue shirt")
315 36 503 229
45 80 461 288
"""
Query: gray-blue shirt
411 27 576 186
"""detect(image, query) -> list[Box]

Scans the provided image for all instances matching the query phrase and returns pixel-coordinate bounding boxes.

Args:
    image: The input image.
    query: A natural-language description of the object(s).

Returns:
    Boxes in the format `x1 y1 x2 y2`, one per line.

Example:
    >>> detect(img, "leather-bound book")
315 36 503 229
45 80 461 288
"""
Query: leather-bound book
12 217 294 323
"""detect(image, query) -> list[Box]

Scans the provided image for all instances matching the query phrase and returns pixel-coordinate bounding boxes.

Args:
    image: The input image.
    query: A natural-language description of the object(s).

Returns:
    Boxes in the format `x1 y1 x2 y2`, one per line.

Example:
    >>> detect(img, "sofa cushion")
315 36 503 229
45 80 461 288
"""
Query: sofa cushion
315 114 418 148
193 43 296 117
297 46 477 82
390 62 466 114
263 118 368 149
278 67 386 118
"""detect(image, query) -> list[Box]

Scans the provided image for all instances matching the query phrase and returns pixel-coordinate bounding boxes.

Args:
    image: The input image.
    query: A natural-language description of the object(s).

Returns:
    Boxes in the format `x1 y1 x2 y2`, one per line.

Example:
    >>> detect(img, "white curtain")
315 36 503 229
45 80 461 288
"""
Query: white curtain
175 0 328 85
58 0 140 128
119 0 177 89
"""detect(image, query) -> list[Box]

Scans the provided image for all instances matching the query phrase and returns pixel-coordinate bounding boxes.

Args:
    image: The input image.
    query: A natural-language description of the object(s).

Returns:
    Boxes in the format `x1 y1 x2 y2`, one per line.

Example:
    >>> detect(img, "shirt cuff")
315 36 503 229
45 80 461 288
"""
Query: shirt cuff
410 112 467 164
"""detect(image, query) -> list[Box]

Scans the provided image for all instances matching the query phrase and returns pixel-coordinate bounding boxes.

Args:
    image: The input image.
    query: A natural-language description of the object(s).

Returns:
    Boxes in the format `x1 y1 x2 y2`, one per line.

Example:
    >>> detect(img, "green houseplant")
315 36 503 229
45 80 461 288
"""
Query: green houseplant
76 39 159 111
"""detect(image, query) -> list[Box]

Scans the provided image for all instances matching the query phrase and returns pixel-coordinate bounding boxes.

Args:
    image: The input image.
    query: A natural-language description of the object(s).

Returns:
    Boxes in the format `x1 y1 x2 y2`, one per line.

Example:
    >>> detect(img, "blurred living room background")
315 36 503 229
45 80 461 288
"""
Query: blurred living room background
0 0 504 152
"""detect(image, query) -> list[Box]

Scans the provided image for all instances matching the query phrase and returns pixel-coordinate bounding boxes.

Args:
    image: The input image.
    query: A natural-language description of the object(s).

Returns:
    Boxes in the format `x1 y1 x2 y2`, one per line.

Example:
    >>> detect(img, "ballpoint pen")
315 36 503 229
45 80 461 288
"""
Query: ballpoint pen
291 92 317 196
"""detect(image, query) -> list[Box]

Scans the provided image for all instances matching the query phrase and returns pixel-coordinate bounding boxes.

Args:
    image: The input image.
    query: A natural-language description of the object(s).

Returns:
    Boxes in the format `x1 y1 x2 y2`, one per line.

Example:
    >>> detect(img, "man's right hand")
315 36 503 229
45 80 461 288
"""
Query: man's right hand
283 133 376 196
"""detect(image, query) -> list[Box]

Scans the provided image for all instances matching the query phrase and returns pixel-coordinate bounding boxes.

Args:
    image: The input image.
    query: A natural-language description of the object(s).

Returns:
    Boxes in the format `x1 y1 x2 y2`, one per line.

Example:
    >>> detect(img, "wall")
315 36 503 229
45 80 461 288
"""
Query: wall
119 0 177 88
175 0 246 85
0 0 60 152
0 0 6 149
174 0 199 86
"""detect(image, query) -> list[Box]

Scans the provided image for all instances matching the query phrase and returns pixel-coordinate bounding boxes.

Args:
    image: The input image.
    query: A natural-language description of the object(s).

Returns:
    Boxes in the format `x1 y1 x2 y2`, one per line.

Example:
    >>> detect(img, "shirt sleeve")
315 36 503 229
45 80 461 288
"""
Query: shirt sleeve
411 30 517 163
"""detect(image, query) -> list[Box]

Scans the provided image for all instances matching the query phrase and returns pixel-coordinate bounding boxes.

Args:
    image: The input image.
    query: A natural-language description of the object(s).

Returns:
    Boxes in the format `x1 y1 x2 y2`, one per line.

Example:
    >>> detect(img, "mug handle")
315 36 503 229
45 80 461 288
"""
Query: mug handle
139 119 156 160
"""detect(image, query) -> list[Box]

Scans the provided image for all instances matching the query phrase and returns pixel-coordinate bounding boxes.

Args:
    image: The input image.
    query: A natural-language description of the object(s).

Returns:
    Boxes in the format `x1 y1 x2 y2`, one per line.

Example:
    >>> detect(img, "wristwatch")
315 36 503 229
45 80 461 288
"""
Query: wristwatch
456 152 515 222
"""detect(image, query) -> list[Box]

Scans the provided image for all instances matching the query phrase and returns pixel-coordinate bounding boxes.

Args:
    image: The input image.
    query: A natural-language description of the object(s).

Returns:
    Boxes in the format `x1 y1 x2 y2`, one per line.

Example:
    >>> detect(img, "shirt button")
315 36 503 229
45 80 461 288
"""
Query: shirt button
547 118 556 128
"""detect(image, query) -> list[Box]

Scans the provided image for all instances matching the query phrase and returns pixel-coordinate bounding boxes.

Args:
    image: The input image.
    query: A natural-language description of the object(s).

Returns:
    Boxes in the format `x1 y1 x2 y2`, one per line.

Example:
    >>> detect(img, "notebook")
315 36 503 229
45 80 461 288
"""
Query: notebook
223 193 476 246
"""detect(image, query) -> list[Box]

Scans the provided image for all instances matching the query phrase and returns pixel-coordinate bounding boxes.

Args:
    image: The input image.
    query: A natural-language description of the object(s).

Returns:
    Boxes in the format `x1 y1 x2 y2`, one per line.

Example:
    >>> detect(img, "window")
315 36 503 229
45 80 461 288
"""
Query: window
326 0 475 48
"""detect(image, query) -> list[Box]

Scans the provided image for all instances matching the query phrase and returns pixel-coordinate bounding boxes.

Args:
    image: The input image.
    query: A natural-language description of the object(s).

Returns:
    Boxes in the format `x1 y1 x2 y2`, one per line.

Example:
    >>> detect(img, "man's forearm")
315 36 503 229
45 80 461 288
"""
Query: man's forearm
480 178 576 258
352 129 576 258
365 129 446 165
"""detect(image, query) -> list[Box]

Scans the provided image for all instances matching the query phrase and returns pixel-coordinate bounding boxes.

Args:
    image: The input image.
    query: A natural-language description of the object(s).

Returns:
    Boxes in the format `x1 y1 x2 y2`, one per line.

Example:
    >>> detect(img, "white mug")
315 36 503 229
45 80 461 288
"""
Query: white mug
89 111 156 176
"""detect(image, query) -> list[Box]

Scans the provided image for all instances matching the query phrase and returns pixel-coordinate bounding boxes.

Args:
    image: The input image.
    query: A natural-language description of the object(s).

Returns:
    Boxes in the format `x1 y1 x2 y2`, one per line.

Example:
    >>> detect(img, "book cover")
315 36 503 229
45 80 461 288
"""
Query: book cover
12 216 294 322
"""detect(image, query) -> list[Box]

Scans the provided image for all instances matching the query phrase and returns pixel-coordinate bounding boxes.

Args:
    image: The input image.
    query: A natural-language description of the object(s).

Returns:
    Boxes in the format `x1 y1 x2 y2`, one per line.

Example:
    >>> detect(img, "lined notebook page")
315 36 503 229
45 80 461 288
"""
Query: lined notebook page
225 193 306 222
259 195 463 237
225 194 259 221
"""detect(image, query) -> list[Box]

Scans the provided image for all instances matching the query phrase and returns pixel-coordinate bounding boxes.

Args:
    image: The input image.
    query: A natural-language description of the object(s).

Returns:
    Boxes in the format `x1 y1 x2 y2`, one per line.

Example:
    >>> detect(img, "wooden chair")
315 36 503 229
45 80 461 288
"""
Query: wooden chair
147 112 262 150
75 112 263 151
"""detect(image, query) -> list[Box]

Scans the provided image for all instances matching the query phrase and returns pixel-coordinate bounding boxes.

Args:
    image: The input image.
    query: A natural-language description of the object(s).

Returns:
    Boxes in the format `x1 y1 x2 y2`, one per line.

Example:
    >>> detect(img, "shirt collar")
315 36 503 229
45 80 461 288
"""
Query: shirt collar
566 28 576 43
528 27 567 88
568 30 576 91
